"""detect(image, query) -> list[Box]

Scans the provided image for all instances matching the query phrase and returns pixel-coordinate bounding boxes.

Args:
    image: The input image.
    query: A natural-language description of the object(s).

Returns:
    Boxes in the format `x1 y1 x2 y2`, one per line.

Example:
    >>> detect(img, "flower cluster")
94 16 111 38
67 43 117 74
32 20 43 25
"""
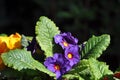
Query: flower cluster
44 32 80 80
0 33 21 69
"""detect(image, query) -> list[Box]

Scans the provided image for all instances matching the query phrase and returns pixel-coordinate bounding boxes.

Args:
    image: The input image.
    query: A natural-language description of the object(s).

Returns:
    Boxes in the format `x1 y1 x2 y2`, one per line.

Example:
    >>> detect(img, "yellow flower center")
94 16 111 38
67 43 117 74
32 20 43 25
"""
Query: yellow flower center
54 64 60 70
63 41 69 47
67 53 73 59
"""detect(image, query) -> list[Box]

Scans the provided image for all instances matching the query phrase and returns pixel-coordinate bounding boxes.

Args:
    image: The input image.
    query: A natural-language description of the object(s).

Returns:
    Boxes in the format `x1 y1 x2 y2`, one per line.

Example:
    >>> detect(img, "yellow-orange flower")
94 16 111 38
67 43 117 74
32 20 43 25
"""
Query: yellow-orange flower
0 33 21 69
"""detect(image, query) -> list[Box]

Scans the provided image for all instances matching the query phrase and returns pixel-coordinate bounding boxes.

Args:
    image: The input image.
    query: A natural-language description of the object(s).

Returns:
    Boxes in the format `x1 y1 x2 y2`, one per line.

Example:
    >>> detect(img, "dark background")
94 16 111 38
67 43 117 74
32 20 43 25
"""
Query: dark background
0 0 120 71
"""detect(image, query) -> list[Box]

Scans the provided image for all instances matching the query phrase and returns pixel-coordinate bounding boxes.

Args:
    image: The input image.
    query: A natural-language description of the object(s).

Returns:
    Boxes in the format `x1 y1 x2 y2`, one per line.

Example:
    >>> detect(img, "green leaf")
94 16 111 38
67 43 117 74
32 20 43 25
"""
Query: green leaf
0 33 7 36
68 58 113 80
63 74 84 80
115 67 120 72
35 16 60 57
82 34 110 59
1 49 55 77
21 35 29 47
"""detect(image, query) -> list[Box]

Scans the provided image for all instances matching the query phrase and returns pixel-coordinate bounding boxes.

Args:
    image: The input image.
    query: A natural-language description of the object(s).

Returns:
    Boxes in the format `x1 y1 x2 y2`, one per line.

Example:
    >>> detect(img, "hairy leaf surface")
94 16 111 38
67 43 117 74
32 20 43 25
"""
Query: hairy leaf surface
35 16 60 57
82 34 110 59
1 49 55 77
68 58 113 80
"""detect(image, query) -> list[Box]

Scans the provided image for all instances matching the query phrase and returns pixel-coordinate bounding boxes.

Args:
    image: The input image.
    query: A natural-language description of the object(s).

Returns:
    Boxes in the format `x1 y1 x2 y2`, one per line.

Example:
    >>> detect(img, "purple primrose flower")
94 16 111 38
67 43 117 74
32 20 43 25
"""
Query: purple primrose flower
44 32 81 79
44 53 71 80
54 32 78 49
65 45 80 66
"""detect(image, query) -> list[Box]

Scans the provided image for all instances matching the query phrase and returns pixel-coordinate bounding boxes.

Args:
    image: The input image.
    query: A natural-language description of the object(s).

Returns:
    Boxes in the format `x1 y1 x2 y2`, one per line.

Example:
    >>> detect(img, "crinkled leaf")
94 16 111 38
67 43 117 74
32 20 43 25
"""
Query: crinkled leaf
35 16 60 57
68 58 113 80
1 49 55 77
82 34 110 59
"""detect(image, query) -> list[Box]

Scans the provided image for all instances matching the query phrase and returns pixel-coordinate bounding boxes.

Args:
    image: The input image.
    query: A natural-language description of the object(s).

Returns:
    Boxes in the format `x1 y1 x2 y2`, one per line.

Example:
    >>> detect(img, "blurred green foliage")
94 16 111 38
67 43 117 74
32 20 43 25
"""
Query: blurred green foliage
0 0 120 72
